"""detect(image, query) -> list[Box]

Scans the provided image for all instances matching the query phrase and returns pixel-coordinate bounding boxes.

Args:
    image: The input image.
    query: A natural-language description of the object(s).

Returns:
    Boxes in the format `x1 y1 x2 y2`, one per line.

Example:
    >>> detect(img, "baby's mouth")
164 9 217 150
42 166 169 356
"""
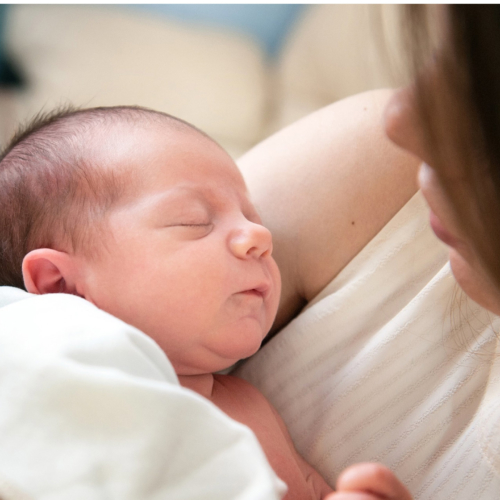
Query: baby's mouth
238 282 270 300
240 289 264 299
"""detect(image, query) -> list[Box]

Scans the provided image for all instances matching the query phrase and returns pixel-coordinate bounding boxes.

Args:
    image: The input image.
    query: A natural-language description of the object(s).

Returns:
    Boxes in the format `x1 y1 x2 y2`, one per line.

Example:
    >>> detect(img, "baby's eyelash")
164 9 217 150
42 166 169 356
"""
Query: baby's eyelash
178 223 211 227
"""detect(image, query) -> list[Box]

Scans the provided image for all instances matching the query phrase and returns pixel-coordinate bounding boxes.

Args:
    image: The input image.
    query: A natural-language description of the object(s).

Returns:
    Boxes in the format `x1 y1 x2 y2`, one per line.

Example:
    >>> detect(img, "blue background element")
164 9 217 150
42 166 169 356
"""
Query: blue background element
0 4 307 84
0 4 23 87
127 4 308 57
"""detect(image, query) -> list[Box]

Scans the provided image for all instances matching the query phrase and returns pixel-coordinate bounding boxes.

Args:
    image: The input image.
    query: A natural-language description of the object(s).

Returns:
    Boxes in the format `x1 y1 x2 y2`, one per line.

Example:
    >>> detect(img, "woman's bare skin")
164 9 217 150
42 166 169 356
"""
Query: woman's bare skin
238 89 420 335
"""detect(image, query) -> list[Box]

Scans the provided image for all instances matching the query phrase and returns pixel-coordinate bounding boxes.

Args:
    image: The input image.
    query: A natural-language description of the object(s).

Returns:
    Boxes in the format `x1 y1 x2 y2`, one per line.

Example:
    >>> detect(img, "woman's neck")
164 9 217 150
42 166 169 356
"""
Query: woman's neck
178 373 215 399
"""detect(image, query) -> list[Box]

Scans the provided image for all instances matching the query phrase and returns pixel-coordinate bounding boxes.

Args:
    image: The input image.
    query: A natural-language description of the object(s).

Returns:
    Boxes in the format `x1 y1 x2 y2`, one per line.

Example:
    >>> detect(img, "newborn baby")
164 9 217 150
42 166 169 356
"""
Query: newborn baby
0 106 412 500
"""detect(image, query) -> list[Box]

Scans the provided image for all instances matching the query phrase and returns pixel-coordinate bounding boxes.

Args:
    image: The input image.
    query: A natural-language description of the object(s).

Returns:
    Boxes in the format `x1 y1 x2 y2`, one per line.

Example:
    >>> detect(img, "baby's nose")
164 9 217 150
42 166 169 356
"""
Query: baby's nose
229 221 273 259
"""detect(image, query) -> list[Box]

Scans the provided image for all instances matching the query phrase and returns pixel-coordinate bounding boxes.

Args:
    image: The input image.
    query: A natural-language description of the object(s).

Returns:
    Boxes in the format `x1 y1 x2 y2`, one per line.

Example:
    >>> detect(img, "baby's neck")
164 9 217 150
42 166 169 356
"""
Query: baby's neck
178 373 215 399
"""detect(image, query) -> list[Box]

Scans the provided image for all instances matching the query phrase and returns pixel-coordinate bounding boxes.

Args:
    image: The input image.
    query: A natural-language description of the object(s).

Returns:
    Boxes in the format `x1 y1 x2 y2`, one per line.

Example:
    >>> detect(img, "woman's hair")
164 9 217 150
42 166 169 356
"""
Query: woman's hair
402 5 500 293
0 105 207 290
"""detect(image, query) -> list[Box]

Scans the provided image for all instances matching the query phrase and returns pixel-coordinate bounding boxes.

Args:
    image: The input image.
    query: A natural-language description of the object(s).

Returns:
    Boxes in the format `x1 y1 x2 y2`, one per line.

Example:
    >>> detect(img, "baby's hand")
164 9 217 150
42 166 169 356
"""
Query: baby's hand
324 463 413 500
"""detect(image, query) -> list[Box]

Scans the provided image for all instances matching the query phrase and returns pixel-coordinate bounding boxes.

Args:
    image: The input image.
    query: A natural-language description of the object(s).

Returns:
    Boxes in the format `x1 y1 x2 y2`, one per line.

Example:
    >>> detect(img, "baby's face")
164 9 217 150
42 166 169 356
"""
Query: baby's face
80 122 281 375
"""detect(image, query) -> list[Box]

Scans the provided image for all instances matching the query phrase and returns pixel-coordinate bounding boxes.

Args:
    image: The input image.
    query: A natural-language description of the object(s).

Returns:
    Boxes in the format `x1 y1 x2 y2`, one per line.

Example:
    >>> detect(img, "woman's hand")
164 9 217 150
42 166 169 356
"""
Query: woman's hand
325 463 413 500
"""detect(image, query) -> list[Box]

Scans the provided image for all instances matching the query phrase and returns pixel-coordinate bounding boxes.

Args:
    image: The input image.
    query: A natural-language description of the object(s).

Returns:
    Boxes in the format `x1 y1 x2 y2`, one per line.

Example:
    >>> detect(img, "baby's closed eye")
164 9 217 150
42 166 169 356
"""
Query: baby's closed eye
165 221 214 238
164 211 212 228
173 222 211 227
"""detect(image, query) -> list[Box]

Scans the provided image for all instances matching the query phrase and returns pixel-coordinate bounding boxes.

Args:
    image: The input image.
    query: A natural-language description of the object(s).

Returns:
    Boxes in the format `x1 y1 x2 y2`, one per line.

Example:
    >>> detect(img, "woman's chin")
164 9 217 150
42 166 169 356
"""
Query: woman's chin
449 249 500 315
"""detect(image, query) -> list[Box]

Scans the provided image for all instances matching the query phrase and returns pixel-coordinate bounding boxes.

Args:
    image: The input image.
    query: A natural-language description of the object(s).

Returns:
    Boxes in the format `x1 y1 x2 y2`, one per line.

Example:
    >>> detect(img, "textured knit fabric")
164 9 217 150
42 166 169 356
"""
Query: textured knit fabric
235 191 500 499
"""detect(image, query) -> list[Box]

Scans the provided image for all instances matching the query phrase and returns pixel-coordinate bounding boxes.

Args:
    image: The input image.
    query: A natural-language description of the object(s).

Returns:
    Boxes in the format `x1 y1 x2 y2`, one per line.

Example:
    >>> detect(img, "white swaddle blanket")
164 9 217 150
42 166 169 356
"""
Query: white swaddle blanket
235 191 500 499
0 290 285 500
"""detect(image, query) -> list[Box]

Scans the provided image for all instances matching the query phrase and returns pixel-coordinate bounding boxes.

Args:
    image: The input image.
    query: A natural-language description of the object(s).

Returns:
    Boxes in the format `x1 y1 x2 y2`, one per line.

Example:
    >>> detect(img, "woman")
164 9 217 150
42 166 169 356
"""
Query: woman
237 5 500 499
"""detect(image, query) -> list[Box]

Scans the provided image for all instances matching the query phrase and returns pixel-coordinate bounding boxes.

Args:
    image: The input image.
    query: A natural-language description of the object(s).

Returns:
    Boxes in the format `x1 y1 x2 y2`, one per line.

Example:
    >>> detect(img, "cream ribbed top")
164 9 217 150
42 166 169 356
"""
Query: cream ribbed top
235 191 500 499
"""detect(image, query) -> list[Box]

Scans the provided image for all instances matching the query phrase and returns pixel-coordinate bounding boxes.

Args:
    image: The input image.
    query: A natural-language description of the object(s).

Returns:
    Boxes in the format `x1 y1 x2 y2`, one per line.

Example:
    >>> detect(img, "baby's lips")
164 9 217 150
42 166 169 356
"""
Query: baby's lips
239 281 271 300
255 282 271 297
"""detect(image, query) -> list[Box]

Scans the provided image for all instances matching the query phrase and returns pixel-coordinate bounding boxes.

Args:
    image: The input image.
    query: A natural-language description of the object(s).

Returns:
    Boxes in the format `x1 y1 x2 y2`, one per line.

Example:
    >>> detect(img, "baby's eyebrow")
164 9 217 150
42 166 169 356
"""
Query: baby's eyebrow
151 186 207 205
119 187 206 223
147 186 215 217
142 182 249 217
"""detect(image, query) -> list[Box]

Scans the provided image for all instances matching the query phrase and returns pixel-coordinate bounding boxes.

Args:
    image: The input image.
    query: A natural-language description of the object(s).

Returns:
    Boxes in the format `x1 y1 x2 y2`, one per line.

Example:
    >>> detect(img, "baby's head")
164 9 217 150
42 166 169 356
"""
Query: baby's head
0 106 281 374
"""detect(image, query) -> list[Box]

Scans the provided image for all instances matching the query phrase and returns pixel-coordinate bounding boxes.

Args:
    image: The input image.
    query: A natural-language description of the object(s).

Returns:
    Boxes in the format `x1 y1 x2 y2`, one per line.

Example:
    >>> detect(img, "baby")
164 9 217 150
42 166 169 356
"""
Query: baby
0 105 412 500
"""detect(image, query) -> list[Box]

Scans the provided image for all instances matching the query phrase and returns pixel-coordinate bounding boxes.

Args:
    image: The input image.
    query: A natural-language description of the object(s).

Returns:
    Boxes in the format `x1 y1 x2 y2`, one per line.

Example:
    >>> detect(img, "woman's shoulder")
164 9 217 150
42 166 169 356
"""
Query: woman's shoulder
239 90 420 333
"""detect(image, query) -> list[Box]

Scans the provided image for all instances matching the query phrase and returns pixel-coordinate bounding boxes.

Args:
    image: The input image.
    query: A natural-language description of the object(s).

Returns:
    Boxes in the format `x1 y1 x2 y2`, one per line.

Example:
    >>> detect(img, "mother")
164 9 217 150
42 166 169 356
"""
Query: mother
237 5 500 499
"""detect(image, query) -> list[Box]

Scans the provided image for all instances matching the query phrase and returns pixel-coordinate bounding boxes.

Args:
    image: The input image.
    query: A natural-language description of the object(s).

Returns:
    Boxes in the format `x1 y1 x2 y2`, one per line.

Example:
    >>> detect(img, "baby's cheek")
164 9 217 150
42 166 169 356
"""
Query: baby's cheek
266 295 280 331
269 261 282 317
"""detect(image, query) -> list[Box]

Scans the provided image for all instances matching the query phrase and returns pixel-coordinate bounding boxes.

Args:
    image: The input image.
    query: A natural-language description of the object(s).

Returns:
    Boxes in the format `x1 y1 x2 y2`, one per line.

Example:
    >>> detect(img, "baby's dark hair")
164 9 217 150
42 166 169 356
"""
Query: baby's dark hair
0 105 207 290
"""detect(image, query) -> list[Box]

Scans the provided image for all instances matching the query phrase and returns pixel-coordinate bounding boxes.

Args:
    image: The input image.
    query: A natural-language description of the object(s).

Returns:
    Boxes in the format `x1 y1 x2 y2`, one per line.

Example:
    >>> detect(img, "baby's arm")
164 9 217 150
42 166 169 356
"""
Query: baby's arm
267 402 333 499
293 448 334 499
326 463 413 500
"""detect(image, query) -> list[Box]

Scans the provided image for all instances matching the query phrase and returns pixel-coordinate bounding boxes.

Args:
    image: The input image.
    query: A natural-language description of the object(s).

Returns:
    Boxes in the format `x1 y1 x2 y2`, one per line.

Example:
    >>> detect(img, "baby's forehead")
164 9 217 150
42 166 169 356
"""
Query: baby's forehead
98 115 197 147
95 118 247 202
91 117 198 174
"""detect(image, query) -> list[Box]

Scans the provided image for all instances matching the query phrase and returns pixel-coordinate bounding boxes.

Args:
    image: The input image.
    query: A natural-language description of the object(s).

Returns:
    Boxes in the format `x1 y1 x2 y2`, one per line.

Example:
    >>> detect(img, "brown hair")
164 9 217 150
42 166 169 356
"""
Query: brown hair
0 105 207 290
402 5 500 293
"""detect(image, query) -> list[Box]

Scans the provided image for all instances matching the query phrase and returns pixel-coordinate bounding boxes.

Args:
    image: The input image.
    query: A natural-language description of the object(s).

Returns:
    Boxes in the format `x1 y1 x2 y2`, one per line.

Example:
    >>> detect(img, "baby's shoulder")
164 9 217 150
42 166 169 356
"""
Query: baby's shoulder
213 373 268 400
211 374 277 420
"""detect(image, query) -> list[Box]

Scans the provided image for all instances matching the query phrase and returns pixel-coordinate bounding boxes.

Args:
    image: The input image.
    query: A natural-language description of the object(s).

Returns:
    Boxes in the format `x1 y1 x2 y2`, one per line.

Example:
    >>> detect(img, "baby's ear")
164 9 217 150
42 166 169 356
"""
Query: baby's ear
22 248 81 296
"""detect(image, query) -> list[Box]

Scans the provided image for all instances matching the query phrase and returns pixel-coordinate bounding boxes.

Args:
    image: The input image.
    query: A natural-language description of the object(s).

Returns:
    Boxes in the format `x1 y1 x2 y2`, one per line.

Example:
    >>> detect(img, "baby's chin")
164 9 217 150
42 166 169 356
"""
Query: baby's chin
175 358 243 376
176 337 265 376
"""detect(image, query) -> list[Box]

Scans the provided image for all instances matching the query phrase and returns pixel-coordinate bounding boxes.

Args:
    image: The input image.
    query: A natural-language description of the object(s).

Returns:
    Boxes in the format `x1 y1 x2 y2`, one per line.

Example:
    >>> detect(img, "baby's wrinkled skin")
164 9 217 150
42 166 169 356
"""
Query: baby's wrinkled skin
23 118 410 500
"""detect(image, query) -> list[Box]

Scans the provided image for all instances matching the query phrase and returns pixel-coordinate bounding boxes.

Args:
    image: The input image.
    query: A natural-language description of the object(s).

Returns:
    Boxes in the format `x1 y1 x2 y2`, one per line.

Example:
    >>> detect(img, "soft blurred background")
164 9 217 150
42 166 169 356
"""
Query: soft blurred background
0 4 404 159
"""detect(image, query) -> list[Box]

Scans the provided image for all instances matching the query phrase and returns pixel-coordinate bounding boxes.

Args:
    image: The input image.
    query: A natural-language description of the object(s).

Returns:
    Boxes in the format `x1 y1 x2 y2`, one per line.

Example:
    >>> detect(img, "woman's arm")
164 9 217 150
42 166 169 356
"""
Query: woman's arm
238 89 420 333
